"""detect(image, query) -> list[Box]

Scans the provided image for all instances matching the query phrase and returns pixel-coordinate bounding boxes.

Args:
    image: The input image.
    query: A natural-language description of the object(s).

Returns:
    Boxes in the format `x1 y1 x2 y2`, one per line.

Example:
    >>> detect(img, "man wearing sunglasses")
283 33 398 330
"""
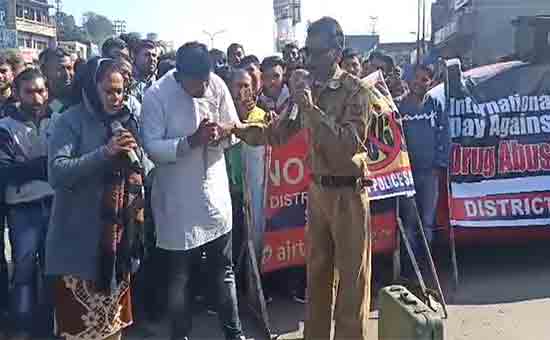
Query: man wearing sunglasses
232 17 374 340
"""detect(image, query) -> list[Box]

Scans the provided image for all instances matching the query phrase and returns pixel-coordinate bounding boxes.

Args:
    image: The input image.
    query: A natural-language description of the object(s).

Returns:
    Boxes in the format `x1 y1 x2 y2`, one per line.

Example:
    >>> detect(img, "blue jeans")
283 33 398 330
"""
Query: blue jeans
399 171 439 279
0 208 8 327
7 199 52 335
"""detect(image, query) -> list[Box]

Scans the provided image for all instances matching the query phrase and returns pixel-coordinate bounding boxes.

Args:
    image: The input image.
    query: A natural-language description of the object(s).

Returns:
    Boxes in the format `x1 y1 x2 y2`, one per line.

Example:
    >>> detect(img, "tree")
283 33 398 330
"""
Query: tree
82 11 114 45
126 32 142 40
57 12 88 42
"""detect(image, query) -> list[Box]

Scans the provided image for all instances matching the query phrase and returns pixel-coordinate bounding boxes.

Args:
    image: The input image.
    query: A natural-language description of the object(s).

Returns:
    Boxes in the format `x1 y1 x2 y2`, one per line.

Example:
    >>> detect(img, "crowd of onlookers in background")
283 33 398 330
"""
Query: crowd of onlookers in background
0 29 448 339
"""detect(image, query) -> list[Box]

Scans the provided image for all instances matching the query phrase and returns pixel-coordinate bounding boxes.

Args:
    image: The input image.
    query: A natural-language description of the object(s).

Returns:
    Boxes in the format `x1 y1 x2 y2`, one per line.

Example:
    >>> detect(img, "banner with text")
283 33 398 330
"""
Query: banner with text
260 73 409 272
361 71 416 200
262 130 310 273
446 60 550 228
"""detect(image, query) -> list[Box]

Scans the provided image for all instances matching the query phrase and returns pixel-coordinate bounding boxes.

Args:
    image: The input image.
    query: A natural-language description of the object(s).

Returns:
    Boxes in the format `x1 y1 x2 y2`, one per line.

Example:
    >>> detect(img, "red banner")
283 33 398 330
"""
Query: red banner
262 130 397 273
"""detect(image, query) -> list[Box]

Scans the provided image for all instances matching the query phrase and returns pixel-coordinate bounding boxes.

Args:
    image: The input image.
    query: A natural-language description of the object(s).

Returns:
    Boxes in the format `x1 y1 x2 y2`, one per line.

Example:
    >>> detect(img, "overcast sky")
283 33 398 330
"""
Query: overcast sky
63 0 431 58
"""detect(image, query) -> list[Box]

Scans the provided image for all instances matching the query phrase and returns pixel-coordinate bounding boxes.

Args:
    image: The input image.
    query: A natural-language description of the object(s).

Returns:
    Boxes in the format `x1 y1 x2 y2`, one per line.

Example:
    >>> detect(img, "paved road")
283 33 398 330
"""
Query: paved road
5 230 550 339
124 242 550 340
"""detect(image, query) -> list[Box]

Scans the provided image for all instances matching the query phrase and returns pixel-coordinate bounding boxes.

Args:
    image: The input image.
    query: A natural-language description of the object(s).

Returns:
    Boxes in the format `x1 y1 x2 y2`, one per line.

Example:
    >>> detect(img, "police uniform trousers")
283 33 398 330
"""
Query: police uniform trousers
305 182 372 340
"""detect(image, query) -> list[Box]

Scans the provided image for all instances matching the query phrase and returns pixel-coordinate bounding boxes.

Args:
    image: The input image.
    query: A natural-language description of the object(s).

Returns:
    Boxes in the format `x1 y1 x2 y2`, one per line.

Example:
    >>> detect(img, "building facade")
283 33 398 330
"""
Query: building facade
273 0 301 52
57 40 88 59
345 34 379 57
0 0 56 60
432 0 550 68
378 42 417 66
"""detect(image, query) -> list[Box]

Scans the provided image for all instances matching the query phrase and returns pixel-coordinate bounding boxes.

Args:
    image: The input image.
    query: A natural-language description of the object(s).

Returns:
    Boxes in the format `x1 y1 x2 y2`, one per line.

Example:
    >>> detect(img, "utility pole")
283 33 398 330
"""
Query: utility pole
55 0 63 39
203 29 227 49
417 0 422 64
369 16 379 35
55 0 62 17
421 0 427 56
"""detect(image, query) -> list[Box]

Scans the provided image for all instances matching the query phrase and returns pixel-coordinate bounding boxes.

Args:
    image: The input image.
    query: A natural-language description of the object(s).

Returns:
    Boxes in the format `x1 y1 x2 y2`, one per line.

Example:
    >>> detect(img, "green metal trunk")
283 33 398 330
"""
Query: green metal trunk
378 285 445 340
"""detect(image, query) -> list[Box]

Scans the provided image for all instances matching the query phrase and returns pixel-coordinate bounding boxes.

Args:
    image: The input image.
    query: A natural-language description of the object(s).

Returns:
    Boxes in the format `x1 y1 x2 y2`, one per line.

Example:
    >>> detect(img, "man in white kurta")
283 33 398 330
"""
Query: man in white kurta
142 42 245 340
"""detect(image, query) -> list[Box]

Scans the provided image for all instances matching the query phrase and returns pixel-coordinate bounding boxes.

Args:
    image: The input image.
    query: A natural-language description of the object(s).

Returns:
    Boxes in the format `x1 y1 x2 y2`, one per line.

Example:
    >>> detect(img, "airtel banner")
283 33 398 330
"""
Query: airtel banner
262 130 310 273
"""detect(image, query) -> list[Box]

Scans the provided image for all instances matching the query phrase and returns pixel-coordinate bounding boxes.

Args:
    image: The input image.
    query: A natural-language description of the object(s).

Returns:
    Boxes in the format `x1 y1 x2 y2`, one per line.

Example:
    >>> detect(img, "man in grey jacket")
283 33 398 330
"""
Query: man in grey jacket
0 68 53 339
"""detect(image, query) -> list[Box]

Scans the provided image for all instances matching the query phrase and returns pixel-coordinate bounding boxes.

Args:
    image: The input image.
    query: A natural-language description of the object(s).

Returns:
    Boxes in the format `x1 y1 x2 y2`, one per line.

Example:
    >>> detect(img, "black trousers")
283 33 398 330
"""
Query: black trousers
400 170 440 279
161 232 243 340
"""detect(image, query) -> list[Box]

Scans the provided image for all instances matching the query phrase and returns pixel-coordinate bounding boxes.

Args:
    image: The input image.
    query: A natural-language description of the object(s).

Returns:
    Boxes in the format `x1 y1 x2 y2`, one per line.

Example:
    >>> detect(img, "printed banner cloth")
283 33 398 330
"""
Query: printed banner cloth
445 60 550 228
362 71 416 200
262 130 310 273
258 73 413 273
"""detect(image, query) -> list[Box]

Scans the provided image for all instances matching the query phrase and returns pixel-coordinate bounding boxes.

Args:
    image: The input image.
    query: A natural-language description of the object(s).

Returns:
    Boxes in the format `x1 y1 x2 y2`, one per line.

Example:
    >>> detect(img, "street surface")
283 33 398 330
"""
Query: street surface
5 232 550 339
123 242 550 340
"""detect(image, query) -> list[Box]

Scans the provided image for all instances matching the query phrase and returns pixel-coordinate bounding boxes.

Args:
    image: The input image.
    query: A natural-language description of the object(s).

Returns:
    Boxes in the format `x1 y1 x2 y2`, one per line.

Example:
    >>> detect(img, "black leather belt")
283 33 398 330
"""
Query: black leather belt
10 196 53 209
312 175 358 187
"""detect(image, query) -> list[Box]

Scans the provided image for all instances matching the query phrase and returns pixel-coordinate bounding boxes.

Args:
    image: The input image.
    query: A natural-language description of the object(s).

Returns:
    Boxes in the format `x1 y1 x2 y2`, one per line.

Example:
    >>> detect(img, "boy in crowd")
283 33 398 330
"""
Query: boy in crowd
398 64 450 280
340 48 363 77
258 56 290 116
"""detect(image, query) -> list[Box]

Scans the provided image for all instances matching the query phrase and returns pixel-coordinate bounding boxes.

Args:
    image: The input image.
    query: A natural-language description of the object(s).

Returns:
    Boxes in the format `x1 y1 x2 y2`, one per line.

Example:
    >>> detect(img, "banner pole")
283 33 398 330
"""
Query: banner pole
396 197 429 297
410 199 449 319
448 173 459 293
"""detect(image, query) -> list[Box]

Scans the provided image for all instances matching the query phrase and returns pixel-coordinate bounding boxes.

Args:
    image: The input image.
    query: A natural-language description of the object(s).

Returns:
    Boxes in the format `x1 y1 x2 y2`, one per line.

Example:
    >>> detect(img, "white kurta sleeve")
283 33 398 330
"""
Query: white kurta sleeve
142 90 184 164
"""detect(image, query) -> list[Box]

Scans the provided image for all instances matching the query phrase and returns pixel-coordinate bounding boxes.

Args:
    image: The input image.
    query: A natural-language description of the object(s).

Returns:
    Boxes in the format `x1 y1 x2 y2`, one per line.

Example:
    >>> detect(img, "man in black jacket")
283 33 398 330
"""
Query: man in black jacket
0 69 53 339
0 53 17 333
39 48 74 115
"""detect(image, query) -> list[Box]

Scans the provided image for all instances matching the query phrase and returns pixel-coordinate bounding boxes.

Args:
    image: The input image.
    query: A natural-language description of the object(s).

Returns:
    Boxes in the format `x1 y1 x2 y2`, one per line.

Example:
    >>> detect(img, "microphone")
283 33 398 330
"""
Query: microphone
110 120 142 169
288 69 312 121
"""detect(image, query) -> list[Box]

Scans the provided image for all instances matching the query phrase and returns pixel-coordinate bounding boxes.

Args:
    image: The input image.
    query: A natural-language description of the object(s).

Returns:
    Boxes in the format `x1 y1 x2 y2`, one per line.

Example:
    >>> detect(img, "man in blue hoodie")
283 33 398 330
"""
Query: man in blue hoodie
398 64 450 279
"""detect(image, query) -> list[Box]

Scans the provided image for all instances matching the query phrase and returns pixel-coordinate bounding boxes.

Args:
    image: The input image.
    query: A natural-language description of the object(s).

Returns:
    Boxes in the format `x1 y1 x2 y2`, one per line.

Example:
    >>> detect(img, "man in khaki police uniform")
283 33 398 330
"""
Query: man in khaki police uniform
232 17 374 340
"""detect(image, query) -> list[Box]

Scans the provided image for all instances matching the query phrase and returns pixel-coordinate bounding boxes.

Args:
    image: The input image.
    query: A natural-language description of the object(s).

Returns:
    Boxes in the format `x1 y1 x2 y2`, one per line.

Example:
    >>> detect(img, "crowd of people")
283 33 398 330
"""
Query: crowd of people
0 15 449 340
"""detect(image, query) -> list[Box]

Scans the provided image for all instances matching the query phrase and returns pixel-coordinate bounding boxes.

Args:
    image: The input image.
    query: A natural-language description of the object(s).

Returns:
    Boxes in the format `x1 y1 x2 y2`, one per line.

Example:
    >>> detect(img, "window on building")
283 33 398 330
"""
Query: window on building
24 7 32 20
18 38 25 48
35 41 48 51
25 39 32 48
16 5 23 18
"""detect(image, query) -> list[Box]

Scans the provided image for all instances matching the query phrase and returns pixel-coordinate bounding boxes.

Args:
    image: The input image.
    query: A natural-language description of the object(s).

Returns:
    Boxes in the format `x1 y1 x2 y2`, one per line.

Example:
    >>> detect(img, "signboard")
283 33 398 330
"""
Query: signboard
455 0 469 10
0 28 17 49
362 71 416 200
262 130 310 273
0 0 8 28
274 0 291 20
260 127 398 273
0 9 6 27
446 60 550 228
434 19 458 45
259 74 406 273
273 0 301 24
